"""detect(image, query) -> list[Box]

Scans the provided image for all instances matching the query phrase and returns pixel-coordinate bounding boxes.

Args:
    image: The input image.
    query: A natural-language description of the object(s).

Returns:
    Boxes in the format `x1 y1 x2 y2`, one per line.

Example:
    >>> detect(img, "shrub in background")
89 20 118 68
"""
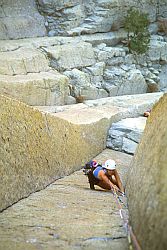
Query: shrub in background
124 8 151 54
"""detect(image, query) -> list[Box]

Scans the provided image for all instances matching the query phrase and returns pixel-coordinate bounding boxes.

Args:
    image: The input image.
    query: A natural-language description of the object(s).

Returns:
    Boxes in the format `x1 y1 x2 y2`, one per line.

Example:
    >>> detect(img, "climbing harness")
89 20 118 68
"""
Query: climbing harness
111 189 141 250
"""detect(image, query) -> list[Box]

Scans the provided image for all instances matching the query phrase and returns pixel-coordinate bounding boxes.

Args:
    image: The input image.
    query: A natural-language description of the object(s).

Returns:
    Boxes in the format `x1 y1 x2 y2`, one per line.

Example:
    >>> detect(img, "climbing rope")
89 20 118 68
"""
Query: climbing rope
111 189 141 250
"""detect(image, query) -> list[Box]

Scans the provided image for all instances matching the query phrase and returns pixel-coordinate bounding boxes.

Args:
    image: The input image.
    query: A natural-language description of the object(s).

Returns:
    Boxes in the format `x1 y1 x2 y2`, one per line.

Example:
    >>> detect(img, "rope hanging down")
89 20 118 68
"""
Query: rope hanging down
111 189 142 250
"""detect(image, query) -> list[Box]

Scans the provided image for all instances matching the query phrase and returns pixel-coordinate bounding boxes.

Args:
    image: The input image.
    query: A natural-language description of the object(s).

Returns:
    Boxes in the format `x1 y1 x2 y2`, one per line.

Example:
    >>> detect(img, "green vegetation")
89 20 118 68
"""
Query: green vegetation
124 8 151 54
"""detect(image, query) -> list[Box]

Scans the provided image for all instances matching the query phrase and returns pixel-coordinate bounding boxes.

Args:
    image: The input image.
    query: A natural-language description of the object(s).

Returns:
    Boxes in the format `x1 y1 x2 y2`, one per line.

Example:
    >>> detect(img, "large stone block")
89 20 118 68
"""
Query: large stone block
0 95 122 211
148 38 167 62
84 92 163 115
107 117 147 154
46 42 96 70
126 93 167 250
117 69 148 96
0 48 50 75
0 71 69 106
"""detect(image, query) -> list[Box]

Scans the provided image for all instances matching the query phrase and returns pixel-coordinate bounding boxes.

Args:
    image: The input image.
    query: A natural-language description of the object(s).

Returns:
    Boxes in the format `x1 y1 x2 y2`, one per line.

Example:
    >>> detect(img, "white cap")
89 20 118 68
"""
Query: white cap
102 159 116 170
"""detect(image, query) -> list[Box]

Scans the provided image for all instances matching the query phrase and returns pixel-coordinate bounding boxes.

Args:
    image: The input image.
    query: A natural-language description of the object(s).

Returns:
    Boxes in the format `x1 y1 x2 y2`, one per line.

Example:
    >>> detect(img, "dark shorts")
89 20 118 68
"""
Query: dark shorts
88 171 100 185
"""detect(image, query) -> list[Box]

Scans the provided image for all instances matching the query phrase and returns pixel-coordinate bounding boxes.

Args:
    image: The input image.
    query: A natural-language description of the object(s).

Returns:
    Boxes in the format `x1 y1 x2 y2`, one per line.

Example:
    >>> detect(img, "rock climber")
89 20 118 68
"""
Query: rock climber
88 159 125 194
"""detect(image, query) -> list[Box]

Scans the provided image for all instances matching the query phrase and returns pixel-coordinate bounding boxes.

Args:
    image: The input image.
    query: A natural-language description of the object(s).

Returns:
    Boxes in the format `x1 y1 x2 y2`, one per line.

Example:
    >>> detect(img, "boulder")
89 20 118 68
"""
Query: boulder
148 37 167 62
0 71 69 106
0 48 50 75
107 117 147 154
80 86 108 100
64 68 91 89
0 92 163 211
64 68 108 100
117 69 147 96
126 93 167 250
97 46 126 63
45 42 96 71
84 62 105 76
103 67 148 96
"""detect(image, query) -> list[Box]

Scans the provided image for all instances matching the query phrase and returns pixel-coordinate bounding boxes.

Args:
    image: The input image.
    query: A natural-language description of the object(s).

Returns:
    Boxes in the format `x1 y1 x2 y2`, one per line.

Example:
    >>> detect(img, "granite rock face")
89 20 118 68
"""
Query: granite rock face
1 0 167 40
0 33 167 105
126 93 167 250
0 149 132 250
107 117 147 155
0 92 163 211
0 71 69 106
0 94 122 211
0 0 46 39
46 42 96 71
0 48 50 75
37 0 166 36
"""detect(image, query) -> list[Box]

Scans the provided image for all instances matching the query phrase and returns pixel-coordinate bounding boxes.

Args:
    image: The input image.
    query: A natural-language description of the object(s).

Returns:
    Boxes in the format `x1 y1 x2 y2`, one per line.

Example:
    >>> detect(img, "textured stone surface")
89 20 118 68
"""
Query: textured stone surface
0 148 132 250
35 92 163 116
107 117 147 155
126 93 167 250
0 31 126 51
0 71 69 106
46 42 96 71
81 30 127 46
0 95 124 211
37 0 159 36
84 92 163 115
0 48 50 75
0 0 46 39
1 0 166 39
148 38 167 62
0 34 166 103
64 68 108 100
0 92 163 211
116 69 147 96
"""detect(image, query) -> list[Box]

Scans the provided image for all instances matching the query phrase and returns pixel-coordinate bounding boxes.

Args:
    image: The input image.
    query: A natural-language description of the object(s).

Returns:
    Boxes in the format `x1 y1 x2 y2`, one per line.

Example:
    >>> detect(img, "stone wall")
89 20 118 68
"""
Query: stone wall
126 93 167 250
0 94 117 211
